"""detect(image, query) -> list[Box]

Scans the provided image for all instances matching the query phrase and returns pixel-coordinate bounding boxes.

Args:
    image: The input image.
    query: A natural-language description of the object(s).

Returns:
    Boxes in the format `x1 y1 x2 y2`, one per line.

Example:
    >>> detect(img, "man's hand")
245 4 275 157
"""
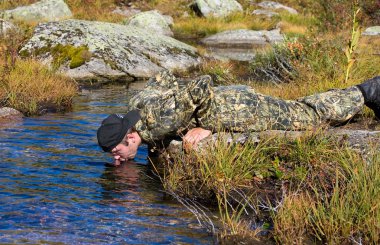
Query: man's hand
183 127 212 150
111 146 126 166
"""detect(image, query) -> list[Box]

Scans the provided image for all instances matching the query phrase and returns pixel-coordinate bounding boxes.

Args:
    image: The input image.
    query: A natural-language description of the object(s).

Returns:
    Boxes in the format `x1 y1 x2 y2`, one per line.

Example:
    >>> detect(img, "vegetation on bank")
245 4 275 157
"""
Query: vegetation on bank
0 26 77 115
158 133 380 244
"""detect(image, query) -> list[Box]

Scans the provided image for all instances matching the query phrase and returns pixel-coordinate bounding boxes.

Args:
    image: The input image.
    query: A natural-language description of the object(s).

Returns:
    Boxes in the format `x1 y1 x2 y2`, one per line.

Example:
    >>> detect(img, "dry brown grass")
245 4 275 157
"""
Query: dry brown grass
0 56 77 115
65 0 124 22
0 0 37 11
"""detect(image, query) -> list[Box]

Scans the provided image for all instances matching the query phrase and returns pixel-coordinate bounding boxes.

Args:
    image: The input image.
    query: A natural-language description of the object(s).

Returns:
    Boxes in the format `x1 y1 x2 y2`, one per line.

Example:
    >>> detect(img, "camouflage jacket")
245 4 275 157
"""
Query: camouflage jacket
129 71 364 144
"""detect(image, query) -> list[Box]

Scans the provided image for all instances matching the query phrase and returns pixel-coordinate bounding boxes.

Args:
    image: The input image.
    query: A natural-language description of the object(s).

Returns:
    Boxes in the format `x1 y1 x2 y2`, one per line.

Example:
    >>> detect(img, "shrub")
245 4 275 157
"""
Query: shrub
0 57 78 115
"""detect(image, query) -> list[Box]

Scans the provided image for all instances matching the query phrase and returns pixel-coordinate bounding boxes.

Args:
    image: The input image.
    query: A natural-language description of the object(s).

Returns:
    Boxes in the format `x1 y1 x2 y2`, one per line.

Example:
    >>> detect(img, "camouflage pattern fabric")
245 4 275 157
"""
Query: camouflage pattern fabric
129 71 364 144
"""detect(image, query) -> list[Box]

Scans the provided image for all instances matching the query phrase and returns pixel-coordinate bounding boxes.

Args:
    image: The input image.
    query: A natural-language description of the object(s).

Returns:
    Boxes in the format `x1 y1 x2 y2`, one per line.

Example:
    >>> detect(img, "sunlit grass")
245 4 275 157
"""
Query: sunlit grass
0 0 37 11
0 57 78 115
65 0 124 22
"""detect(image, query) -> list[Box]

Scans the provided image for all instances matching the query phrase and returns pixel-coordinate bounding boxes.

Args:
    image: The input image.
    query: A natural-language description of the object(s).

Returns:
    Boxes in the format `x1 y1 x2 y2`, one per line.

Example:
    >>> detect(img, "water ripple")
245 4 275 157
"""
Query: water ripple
0 87 212 244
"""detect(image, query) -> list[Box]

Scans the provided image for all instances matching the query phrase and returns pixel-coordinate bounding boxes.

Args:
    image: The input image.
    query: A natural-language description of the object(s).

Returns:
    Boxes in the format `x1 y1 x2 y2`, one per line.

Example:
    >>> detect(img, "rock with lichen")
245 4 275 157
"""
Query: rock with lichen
192 0 243 17
125 10 174 37
20 19 201 84
2 0 72 22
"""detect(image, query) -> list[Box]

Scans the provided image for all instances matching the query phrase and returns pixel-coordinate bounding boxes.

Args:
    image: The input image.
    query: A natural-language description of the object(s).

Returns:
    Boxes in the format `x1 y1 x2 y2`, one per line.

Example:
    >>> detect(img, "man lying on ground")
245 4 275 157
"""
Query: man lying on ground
97 71 380 166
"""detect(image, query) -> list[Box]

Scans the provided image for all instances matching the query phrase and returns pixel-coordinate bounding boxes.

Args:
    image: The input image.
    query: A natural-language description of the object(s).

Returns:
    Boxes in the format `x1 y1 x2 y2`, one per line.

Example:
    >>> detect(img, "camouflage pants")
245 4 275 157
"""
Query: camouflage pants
130 71 365 143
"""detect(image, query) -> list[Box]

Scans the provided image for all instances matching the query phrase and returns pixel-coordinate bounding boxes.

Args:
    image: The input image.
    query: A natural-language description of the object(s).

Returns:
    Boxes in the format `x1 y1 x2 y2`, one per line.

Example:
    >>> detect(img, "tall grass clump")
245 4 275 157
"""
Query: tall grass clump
157 132 380 243
0 58 78 115
0 24 77 115
274 146 380 244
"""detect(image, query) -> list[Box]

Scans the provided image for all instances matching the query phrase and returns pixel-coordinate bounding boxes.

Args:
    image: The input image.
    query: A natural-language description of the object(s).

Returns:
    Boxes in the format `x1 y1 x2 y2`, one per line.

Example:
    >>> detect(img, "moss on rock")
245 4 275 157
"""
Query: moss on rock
51 44 92 69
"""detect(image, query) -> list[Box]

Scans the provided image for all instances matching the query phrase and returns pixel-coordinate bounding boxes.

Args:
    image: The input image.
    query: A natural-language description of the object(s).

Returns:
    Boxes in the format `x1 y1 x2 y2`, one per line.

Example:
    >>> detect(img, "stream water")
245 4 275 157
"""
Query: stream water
0 86 213 244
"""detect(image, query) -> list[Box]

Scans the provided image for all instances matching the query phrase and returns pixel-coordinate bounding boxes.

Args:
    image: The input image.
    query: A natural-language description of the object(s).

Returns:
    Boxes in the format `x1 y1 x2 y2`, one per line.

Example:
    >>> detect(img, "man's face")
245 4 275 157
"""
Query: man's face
111 132 141 166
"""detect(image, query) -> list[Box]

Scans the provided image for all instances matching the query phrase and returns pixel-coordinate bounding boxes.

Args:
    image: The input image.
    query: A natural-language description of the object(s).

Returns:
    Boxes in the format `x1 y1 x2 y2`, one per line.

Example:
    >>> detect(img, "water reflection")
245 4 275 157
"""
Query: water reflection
0 87 212 244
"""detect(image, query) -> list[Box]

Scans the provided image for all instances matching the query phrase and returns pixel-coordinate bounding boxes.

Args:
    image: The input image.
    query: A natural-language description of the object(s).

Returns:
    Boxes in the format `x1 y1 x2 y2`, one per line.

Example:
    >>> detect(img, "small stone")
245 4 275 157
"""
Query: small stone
0 107 23 120
362 26 380 36
257 1 298 15
0 19 18 36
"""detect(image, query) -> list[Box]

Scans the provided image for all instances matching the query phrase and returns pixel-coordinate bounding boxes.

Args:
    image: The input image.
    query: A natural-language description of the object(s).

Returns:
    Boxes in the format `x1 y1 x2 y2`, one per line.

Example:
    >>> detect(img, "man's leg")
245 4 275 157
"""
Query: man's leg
208 85 364 132
297 86 364 126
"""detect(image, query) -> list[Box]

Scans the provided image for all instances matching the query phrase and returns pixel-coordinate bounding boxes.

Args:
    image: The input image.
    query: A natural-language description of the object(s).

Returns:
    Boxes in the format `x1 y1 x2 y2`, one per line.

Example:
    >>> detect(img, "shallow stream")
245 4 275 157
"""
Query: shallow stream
0 86 213 244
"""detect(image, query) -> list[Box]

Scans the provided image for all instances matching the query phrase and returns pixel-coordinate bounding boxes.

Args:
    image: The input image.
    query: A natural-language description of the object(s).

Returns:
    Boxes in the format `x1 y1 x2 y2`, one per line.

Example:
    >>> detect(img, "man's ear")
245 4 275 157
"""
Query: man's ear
127 132 136 143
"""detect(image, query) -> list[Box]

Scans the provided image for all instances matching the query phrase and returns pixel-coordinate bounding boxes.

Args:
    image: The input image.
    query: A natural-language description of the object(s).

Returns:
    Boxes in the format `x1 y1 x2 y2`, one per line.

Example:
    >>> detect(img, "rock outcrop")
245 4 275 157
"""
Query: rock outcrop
2 0 73 22
192 0 243 17
201 29 284 48
20 19 201 83
362 26 380 36
256 1 298 15
125 10 174 37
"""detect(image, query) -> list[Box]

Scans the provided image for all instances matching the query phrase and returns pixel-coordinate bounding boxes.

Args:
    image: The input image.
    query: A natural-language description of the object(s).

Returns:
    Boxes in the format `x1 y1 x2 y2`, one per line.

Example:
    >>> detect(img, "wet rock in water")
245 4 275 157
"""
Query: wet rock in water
2 0 73 22
201 29 284 48
20 19 201 84
256 1 298 15
362 26 380 36
192 0 243 17
201 29 283 61
125 10 174 37
252 9 279 18
0 107 23 121
203 47 258 61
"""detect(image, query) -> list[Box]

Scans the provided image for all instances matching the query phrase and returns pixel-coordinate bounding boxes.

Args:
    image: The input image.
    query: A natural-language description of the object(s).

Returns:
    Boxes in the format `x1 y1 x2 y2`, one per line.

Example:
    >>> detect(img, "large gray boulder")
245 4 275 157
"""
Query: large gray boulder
201 29 284 48
257 1 298 15
2 0 72 22
362 26 380 36
125 10 174 37
193 0 243 17
20 19 201 83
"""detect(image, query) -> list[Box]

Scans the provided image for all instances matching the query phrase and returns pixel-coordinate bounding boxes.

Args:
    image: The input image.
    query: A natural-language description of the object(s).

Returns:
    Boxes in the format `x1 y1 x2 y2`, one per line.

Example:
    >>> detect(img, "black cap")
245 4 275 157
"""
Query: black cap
97 110 141 152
